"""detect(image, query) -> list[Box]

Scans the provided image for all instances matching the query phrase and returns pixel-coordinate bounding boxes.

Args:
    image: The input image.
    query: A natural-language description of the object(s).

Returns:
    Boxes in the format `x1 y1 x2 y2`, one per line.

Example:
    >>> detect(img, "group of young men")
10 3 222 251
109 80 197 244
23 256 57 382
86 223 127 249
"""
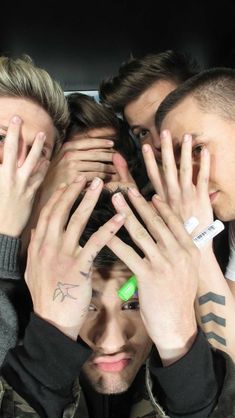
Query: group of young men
1 51 235 417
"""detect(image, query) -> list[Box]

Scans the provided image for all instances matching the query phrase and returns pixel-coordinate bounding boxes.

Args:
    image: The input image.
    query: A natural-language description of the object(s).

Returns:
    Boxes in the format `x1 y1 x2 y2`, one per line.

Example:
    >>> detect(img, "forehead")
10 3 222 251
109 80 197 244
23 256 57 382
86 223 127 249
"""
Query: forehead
91 264 132 299
0 97 56 146
124 79 177 125
161 96 225 145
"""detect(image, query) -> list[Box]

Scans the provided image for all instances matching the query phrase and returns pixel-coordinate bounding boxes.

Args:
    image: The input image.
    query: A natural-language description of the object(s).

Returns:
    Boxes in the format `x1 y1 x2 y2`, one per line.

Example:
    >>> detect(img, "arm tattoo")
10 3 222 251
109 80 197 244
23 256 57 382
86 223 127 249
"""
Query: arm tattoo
53 282 79 302
198 292 225 305
198 292 226 346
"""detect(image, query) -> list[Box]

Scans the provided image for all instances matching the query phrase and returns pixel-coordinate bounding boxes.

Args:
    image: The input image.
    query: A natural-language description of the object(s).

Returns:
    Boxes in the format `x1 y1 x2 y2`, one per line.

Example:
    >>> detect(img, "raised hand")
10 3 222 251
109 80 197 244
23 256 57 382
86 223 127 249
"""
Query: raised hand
109 189 199 365
142 130 213 235
25 177 125 340
38 136 117 207
0 115 49 237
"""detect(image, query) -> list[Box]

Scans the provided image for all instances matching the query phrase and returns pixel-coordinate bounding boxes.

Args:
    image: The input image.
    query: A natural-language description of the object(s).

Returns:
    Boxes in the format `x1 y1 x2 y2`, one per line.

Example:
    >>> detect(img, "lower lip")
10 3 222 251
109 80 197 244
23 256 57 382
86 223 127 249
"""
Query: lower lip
209 192 218 203
94 359 130 372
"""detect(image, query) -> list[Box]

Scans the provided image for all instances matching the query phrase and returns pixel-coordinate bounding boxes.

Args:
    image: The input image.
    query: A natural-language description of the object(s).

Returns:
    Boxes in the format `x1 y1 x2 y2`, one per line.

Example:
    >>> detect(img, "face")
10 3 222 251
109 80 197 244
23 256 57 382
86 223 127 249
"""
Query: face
69 127 117 142
0 97 56 164
161 96 235 221
124 80 176 156
79 264 152 394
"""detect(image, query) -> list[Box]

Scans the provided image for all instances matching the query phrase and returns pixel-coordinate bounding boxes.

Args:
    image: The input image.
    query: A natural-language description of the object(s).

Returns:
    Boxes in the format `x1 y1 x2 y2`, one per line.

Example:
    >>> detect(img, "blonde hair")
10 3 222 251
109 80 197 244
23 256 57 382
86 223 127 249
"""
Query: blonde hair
0 55 69 148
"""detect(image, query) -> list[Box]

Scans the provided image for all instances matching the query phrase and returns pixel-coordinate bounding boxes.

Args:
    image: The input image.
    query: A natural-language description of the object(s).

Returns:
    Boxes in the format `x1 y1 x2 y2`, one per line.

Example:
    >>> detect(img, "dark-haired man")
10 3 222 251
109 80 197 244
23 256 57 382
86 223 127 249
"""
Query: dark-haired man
1 182 235 417
99 50 199 154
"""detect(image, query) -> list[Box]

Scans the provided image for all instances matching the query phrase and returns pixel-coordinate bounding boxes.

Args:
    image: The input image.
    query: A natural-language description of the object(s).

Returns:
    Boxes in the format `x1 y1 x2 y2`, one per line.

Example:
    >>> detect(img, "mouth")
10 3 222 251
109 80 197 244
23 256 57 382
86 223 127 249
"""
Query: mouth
93 353 132 372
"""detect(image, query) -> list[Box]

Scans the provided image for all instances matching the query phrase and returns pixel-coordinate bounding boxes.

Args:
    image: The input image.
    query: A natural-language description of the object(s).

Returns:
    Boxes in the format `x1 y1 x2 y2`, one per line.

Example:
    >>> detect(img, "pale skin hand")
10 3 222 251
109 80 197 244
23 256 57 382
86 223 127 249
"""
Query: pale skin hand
105 152 137 191
38 137 118 208
143 129 235 359
25 177 126 341
109 189 198 366
0 115 50 238
142 130 213 234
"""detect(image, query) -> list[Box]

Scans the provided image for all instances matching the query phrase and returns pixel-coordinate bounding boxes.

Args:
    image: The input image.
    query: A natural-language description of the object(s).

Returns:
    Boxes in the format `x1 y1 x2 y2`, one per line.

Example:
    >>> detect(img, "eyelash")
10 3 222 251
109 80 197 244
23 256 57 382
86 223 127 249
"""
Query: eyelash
192 144 204 159
0 134 6 143
87 300 140 313
133 129 149 141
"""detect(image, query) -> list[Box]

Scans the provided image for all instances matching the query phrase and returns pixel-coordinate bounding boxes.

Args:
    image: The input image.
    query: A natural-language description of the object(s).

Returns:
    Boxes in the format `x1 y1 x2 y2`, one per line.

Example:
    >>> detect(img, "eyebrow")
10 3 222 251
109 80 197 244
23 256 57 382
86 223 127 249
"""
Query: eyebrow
0 125 8 131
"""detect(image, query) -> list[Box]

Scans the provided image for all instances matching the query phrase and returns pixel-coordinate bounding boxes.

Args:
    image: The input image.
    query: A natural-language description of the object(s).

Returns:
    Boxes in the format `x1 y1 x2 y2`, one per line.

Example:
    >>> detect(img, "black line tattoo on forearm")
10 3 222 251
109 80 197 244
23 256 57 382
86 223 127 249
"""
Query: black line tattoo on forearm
201 312 226 327
206 332 226 346
53 282 79 302
198 292 225 306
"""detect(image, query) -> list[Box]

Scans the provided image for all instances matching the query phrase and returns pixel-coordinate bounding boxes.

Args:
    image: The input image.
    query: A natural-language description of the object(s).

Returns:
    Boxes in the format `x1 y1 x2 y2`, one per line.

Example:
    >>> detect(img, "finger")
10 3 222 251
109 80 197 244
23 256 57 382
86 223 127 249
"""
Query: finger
32 183 69 251
62 138 114 151
77 212 126 275
62 177 104 253
142 144 166 199
126 187 183 253
74 161 117 174
61 150 115 163
3 116 22 172
20 132 47 178
42 177 87 246
197 147 210 196
28 159 50 193
112 152 136 184
112 192 158 258
152 195 197 250
160 130 180 201
180 134 193 197
107 235 146 277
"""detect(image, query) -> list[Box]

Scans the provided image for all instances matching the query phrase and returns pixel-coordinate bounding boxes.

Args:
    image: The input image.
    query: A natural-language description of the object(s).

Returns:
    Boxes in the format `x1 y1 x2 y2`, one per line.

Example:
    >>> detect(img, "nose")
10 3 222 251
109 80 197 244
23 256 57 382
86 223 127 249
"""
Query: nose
92 314 131 354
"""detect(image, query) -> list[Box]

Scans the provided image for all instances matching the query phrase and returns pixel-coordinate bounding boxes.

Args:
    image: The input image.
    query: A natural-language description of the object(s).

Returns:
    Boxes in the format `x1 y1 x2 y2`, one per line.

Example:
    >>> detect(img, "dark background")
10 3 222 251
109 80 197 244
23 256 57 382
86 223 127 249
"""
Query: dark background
1 0 235 91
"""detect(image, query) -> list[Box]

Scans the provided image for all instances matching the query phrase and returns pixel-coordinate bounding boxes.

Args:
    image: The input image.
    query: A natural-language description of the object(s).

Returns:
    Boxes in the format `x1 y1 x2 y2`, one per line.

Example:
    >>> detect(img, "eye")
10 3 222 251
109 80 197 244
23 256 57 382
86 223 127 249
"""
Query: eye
88 303 97 312
132 128 150 142
41 148 49 158
192 144 204 159
122 300 140 311
0 134 6 143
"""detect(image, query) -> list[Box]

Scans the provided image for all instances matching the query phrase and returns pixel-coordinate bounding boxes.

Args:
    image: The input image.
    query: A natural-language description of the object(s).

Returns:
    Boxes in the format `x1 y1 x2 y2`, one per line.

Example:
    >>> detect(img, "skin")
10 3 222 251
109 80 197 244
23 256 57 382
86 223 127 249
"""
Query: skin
0 97 56 237
140 106 235 358
0 97 55 163
161 96 235 222
124 80 176 155
80 264 152 394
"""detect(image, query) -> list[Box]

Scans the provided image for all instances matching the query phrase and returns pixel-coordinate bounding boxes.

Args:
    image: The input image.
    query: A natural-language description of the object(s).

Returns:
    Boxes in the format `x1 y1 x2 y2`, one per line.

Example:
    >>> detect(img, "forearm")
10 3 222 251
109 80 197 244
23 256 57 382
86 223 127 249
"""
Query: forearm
149 329 225 418
1 313 91 418
196 247 235 359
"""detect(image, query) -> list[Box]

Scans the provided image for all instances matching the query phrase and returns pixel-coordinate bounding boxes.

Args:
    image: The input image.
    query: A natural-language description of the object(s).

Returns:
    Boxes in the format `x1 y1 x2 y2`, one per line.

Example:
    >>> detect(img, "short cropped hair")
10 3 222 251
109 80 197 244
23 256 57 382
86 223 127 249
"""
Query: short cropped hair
70 188 145 268
99 50 199 114
155 67 235 131
0 55 69 147
65 92 138 171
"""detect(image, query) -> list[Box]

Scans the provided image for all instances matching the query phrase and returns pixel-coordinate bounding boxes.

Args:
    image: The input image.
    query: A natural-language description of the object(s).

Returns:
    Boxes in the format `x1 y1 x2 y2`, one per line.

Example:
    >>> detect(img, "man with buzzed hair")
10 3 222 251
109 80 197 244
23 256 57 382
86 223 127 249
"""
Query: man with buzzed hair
144 67 235 358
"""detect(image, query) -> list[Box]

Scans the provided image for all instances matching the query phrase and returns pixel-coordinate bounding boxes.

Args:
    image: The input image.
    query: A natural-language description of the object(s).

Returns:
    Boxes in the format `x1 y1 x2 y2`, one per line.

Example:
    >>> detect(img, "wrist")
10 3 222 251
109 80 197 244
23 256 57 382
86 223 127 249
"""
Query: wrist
155 324 198 366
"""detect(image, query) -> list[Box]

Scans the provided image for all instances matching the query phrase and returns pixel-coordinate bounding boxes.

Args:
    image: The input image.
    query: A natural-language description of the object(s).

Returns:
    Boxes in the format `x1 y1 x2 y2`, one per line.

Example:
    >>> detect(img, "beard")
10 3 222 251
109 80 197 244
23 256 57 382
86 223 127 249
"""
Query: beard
81 358 138 394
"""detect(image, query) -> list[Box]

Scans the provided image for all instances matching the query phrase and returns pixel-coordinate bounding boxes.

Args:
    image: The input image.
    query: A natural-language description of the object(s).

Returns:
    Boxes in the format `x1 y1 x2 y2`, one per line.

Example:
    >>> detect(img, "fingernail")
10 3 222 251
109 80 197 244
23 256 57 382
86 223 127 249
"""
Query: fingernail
152 194 162 202
58 182 67 189
113 192 126 206
12 115 21 124
74 175 86 183
89 177 102 190
38 132 46 142
107 140 114 146
161 130 168 139
114 212 126 222
129 187 140 197
142 144 150 153
183 134 191 142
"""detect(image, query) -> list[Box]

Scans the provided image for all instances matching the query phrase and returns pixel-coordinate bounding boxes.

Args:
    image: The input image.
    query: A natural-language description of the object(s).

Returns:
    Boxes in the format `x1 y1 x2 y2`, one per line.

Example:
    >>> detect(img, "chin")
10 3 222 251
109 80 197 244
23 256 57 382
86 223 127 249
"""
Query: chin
92 375 131 394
